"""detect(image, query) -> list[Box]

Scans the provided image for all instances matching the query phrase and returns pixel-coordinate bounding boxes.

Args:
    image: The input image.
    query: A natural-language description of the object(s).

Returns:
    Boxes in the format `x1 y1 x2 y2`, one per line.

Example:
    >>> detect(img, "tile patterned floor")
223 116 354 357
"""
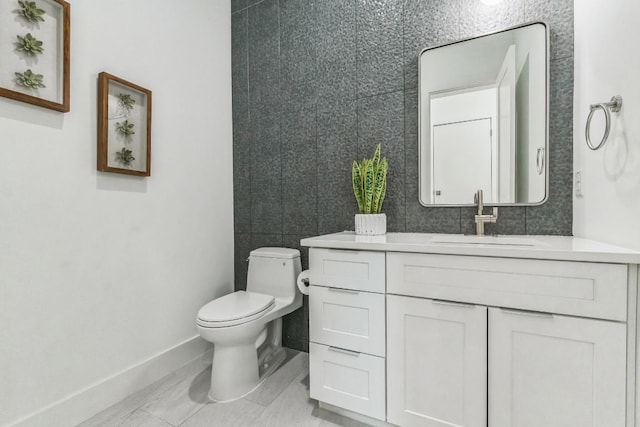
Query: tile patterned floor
77 349 370 427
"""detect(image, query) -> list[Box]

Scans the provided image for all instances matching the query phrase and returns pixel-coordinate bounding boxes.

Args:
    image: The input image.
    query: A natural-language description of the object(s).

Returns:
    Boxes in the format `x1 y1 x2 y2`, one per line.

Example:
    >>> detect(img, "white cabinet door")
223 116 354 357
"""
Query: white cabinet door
387 295 487 427
489 307 627 427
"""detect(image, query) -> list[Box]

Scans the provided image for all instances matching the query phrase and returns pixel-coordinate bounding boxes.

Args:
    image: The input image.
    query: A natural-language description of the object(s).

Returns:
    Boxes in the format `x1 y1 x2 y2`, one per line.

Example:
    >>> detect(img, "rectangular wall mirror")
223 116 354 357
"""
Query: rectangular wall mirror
419 22 549 206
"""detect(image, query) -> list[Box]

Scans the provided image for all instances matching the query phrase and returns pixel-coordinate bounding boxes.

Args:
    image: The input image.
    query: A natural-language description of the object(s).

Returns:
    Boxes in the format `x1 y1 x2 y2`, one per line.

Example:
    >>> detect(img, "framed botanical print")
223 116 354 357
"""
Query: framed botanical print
0 0 70 112
97 72 152 176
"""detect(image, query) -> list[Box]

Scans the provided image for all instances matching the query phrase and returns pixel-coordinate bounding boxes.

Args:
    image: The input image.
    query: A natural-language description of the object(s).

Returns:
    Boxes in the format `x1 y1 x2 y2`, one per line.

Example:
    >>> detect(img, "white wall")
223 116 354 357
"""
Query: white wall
573 0 640 250
0 1 233 425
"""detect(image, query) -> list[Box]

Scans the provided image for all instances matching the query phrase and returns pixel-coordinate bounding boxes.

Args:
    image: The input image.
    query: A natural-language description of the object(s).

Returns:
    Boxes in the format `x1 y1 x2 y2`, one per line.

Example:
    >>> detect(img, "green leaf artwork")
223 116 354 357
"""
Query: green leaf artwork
16 1 46 23
15 33 44 56
115 120 135 137
15 69 45 89
117 93 136 112
115 148 135 166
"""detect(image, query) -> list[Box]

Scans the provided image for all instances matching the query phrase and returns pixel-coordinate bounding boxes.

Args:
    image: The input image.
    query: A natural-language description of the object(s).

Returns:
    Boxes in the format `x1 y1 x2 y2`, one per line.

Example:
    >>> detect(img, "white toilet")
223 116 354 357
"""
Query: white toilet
196 247 302 402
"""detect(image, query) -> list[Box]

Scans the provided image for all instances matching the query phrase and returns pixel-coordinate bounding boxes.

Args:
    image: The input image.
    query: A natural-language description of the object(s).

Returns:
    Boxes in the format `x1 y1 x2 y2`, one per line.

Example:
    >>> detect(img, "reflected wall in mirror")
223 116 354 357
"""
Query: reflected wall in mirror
419 22 548 206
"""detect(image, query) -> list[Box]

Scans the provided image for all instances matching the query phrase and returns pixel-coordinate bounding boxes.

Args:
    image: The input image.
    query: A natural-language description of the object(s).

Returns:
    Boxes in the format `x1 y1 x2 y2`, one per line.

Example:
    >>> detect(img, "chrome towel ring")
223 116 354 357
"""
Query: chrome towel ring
585 95 623 150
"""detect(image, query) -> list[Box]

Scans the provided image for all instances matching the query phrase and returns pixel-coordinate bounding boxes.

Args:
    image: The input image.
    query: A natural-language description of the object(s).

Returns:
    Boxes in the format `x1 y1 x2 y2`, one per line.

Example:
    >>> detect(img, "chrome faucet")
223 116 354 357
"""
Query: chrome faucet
473 190 498 236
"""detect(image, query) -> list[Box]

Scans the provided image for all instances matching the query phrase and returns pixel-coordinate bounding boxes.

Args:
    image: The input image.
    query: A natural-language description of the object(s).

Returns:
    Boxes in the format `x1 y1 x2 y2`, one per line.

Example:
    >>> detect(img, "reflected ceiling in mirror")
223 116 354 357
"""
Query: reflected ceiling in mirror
418 22 549 206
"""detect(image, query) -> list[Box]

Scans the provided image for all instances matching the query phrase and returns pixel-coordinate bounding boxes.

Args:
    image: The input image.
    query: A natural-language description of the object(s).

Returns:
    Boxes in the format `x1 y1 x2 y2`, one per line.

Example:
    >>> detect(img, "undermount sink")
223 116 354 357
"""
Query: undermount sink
429 235 542 247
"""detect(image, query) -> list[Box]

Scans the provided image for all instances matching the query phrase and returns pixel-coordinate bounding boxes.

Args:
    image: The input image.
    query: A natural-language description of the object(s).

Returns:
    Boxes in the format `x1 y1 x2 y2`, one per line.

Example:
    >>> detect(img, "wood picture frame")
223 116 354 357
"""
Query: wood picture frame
0 0 70 112
97 72 152 176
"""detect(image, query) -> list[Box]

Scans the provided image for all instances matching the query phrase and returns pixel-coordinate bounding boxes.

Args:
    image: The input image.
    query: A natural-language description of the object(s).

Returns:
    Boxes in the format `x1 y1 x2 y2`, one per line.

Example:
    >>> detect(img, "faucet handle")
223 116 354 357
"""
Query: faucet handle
474 189 484 214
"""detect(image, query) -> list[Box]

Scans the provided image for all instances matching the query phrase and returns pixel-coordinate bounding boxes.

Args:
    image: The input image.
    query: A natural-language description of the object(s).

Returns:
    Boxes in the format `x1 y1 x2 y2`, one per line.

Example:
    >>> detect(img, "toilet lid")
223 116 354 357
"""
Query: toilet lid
197 291 275 327
250 247 300 259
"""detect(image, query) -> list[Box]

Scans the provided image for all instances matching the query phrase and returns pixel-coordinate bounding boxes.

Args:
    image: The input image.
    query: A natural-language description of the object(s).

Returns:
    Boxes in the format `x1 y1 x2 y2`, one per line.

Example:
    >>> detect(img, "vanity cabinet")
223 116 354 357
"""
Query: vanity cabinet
308 248 387 421
387 252 629 427
301 233 640 427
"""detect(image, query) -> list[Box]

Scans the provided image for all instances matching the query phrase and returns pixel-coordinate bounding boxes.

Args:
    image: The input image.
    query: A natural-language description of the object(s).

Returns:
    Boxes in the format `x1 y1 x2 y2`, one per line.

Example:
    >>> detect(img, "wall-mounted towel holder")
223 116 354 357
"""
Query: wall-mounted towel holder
585 95 623 150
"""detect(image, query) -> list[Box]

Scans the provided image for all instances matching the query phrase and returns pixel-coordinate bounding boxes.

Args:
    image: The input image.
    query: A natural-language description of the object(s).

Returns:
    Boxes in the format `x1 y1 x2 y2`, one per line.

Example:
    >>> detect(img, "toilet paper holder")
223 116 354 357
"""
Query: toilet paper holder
297 270 311 295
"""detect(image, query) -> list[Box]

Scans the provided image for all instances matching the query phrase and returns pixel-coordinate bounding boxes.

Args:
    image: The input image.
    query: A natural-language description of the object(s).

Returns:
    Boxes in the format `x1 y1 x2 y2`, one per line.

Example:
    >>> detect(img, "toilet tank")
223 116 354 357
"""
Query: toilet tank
246 247 301 299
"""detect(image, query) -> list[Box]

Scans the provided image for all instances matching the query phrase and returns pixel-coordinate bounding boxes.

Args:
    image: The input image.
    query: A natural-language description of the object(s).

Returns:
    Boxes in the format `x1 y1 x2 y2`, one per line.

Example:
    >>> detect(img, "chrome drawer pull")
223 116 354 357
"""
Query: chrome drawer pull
327 248 360 255
500 308 554 318
432 299 476 309
328 346 360 357
328 287 360 295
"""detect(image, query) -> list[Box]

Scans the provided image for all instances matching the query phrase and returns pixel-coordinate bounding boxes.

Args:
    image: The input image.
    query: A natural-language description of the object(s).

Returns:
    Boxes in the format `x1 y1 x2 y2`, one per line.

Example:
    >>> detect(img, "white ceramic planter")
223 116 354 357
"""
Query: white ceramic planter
355 213 387 235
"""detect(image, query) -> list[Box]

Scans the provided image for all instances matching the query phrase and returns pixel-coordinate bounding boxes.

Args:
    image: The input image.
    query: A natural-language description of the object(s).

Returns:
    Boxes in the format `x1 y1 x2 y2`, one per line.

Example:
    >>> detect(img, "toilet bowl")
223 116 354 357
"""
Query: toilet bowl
196 247 302 402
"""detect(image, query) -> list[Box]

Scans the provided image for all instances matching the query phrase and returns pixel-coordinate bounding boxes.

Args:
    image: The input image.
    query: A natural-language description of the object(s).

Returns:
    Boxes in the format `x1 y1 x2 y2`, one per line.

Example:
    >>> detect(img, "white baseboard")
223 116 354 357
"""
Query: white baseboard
8 336 212 427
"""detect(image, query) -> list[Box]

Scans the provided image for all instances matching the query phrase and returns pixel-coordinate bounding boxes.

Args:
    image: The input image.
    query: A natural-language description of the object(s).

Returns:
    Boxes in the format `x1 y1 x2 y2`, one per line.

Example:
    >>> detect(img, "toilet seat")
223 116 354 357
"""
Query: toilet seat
196 291 275 328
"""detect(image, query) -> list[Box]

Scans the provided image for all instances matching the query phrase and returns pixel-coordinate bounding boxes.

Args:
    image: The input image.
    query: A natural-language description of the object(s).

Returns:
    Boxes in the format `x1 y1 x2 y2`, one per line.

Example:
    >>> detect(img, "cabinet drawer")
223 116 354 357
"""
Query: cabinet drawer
309 342 386 421
309 248 385 293
309 285 385 356
387 252 628 321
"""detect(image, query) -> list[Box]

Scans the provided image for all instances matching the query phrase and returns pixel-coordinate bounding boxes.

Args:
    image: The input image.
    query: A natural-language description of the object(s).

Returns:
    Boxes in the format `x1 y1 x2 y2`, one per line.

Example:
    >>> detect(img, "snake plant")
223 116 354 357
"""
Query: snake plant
352 144 388 214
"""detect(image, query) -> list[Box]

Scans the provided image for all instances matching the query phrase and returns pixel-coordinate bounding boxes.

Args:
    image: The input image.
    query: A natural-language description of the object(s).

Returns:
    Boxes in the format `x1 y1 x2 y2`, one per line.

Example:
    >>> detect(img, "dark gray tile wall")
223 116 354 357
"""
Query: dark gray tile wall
356 0 404 97
232 0 574 352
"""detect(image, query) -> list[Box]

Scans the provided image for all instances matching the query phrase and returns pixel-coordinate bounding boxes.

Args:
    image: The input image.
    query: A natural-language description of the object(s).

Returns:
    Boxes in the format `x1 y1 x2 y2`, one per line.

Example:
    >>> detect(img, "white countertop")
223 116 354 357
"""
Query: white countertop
300 232 640 264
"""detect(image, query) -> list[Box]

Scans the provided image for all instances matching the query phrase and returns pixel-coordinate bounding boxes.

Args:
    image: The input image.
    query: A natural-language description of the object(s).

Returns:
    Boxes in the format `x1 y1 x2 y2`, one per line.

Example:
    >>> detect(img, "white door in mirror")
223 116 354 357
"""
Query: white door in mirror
433 118 493 204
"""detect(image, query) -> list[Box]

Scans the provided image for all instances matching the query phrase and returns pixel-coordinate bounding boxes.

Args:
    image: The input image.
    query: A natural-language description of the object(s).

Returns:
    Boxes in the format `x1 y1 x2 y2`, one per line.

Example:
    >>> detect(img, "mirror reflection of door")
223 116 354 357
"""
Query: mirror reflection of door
432 118 493 205
430 87 497 204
